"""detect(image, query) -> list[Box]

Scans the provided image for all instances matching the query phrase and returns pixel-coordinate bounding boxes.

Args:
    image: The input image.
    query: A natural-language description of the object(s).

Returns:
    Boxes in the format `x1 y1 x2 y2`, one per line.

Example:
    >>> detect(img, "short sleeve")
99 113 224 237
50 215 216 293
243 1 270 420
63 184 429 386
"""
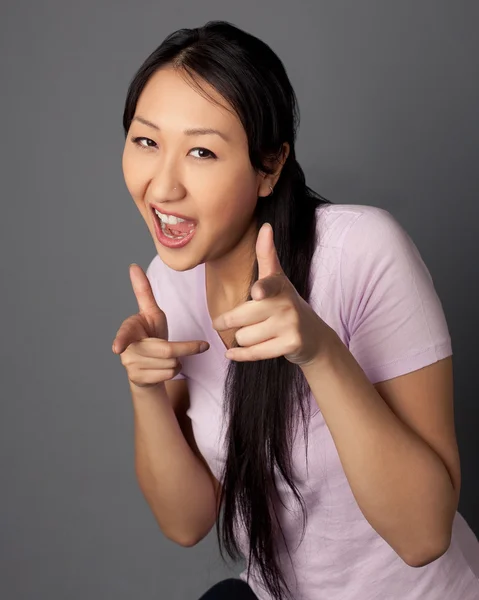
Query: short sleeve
146 257 186 381
340 209 452 384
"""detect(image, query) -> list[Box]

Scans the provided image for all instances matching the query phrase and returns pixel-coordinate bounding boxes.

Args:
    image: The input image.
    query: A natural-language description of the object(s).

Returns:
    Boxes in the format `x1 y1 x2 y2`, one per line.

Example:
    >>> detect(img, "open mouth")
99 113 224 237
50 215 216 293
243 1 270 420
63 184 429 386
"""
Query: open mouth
152 208 196 239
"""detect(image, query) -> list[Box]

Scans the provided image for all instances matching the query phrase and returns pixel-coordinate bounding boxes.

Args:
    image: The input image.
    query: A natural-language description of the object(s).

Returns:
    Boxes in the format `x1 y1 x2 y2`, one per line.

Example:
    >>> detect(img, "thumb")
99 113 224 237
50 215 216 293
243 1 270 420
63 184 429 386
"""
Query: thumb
256 223 283 282
129 263 161 315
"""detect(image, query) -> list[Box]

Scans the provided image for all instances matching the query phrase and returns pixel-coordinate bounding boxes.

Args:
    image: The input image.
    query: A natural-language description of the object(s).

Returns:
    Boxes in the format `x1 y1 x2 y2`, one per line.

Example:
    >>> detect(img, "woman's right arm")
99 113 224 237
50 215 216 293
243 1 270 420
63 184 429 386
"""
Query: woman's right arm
131 379 221 547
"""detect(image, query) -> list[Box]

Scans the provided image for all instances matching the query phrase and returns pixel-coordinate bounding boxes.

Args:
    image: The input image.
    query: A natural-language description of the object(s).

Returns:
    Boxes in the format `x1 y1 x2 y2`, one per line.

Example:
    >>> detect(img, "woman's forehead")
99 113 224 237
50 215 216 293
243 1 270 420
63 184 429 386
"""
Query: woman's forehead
136 68 241 135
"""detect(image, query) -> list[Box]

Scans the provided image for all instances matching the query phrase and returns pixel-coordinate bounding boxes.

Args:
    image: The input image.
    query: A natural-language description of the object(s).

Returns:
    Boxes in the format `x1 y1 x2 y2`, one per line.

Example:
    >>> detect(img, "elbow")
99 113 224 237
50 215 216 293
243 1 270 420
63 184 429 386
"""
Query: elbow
174 513 218 547
168 527 212 548
176 537 200 548
164 529 201 547
403 535 452 568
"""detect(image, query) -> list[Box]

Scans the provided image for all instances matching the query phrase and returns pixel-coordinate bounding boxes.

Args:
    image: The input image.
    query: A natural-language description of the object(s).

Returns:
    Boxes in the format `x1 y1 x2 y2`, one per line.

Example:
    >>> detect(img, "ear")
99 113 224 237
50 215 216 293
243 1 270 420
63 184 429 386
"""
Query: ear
258 142 290 197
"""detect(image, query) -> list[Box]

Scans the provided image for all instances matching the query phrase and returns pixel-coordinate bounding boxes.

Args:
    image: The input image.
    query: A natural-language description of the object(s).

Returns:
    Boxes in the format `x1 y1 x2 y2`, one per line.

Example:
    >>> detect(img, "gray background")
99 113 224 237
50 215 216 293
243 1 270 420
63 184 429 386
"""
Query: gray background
1 1 478 598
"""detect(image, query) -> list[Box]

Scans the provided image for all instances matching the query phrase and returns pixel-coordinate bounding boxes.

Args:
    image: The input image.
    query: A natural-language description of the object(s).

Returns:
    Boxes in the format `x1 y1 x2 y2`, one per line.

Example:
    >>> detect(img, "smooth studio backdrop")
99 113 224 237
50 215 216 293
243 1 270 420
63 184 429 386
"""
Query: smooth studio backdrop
1 1 478 599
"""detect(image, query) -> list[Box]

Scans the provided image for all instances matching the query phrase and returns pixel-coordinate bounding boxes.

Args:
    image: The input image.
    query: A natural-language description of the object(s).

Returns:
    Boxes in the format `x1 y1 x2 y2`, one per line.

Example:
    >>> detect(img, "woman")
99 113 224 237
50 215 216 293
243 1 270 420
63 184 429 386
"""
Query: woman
113 20 479 600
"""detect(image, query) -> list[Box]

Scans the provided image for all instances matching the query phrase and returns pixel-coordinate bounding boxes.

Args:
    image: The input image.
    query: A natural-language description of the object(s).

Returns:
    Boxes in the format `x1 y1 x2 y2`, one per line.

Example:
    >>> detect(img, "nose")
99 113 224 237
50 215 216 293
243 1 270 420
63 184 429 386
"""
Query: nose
150 177 185 203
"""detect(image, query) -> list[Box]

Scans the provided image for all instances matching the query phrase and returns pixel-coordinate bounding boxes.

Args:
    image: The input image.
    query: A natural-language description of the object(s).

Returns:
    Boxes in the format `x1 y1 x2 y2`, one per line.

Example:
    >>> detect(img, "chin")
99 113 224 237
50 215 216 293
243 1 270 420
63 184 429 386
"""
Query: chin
156 250 202 273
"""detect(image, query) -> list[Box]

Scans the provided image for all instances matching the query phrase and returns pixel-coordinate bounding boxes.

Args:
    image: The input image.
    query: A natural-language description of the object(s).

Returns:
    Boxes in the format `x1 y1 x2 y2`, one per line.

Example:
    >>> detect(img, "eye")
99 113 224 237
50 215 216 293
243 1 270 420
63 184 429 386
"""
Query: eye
131 136 157 150
130 137 217 160
189 147 217 160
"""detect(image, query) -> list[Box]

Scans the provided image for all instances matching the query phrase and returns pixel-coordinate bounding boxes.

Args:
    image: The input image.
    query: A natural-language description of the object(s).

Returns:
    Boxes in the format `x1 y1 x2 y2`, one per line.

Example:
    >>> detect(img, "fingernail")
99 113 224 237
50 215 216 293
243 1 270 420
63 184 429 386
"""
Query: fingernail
130 263 138 268
200 342 209 352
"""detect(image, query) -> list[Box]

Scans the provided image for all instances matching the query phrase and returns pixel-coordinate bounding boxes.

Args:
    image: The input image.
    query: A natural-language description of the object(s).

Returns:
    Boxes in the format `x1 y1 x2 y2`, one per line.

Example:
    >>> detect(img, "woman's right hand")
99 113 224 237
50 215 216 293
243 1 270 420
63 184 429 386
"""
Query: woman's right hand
112 263 210 389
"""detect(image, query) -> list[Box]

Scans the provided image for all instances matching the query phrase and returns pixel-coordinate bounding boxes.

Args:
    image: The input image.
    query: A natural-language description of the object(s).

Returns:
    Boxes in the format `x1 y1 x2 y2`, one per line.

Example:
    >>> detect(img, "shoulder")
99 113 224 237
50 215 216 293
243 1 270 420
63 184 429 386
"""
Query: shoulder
330 205 452 383
311 202 413 288
314 203 424 283
314 202 403 248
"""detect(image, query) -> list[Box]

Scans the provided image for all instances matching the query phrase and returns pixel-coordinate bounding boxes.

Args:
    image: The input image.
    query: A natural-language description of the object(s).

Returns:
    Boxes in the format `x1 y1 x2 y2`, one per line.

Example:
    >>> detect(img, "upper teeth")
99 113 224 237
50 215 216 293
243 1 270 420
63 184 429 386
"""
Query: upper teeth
154 209 187 225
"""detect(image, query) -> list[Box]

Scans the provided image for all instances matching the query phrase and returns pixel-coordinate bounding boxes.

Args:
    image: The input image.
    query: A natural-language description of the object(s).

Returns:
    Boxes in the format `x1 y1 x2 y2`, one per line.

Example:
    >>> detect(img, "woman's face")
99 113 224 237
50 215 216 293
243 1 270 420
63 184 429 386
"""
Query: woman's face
122 67 272 274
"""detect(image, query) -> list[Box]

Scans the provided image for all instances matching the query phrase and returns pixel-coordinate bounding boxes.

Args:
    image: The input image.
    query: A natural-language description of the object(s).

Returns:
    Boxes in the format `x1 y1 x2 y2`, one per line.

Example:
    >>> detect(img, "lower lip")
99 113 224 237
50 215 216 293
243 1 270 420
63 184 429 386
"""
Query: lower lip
153 212 197 249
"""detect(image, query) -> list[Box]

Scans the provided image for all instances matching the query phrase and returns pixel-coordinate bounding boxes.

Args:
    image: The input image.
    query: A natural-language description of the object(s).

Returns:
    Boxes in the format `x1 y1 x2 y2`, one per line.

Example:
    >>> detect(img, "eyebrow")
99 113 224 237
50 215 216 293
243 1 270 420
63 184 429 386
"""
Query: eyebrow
132 115 230 143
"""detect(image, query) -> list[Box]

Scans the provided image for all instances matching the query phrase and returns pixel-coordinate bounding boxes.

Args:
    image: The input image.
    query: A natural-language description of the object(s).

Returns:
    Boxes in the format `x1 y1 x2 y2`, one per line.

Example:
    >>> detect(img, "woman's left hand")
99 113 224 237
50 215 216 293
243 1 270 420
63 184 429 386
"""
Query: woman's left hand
212 223 337 367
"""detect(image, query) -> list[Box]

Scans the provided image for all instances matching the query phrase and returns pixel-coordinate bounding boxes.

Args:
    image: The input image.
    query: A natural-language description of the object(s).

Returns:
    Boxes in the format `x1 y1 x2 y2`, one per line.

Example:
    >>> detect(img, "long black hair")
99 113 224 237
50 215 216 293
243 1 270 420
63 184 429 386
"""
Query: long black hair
122 21 332 600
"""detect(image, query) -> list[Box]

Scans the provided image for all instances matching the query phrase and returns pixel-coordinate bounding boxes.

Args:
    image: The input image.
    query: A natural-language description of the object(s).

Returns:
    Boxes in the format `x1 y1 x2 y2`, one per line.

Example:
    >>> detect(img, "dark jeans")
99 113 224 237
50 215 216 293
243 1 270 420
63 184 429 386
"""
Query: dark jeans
198 578 259 599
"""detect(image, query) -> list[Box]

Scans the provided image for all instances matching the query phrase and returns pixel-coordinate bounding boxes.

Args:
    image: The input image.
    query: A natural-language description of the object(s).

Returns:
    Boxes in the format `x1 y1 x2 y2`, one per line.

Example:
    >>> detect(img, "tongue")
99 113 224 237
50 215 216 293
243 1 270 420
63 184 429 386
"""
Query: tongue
166 221 195 236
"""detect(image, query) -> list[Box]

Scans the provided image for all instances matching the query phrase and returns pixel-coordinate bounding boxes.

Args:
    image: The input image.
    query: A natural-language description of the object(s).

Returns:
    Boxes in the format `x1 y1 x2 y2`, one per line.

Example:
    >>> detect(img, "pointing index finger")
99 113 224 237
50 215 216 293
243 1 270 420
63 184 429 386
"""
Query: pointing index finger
129 263 161 314
166 340 210 357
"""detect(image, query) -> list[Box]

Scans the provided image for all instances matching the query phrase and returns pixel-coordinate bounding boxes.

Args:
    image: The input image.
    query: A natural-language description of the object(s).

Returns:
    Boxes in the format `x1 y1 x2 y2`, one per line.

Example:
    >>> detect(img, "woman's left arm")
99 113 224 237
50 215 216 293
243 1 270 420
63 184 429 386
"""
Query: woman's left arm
301 334 459 568
215 219 460 569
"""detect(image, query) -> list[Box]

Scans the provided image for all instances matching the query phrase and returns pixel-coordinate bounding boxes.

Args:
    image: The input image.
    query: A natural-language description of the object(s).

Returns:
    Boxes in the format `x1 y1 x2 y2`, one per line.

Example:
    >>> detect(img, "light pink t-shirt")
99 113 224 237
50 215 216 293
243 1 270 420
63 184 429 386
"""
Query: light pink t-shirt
146 203 479 600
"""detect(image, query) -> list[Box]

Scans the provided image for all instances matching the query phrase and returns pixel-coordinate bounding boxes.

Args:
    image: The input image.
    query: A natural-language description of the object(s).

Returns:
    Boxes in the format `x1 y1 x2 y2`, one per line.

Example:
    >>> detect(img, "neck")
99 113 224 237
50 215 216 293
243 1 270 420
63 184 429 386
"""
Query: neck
205 220 257 309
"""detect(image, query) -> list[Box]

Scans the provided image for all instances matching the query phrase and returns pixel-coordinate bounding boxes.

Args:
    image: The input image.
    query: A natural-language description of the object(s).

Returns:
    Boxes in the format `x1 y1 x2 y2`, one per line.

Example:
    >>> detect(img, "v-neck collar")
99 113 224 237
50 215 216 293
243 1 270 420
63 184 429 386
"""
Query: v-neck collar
199 262 231 359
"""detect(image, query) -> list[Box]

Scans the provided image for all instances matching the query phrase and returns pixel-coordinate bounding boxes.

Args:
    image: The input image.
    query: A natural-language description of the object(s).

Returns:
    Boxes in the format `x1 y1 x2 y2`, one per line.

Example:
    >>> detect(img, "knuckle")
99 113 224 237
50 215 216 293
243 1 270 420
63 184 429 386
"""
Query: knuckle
287 333 301 353
120 352 131 366
128 368 141 383
164 358 178 369
281 304 298 325
289 311 301 329
164 368 177 380
160 344 174 359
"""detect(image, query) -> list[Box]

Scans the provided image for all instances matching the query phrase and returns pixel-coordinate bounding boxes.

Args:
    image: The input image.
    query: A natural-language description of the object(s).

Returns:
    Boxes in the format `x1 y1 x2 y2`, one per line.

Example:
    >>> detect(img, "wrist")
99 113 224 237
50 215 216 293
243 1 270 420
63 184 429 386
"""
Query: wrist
300 326 342 374
129 379 167 400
